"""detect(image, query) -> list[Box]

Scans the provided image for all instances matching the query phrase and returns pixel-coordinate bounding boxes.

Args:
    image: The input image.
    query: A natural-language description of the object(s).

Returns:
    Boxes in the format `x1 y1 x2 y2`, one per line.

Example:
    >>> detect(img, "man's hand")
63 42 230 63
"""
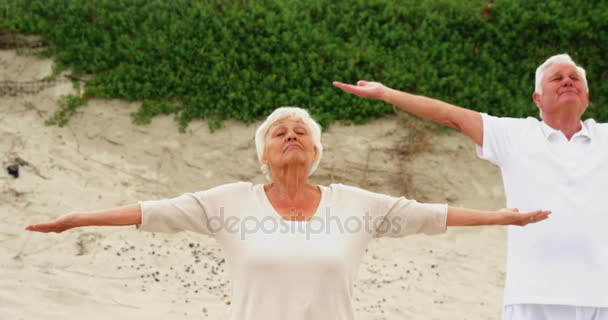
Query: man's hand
333 79 484 146
332 80 387 100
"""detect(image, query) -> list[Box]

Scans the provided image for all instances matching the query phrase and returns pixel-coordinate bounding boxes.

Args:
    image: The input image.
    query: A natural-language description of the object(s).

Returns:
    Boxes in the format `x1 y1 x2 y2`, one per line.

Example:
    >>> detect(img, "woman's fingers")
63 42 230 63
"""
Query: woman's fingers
25 216 74 233
25 222 56 233
519 210 552 226
499 208 552 226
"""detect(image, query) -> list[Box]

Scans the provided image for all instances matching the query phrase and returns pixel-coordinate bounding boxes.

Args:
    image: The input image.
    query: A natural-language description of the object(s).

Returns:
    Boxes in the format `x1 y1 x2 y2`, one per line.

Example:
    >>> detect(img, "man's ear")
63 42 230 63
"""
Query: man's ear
313 146 319 161
533 92 542 108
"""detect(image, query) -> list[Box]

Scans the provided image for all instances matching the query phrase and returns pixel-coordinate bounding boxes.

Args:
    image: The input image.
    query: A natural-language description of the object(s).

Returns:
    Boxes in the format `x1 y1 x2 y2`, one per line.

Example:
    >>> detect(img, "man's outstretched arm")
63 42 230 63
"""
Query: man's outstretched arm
333 80 483 146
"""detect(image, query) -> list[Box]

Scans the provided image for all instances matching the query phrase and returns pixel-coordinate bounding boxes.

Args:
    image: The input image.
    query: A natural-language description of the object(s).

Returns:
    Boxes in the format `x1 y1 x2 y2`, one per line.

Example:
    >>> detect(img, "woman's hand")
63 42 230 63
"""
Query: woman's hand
499 208 551 226
25 213 80 233
332 80 388 100
25 204 142 233
447 207 551 227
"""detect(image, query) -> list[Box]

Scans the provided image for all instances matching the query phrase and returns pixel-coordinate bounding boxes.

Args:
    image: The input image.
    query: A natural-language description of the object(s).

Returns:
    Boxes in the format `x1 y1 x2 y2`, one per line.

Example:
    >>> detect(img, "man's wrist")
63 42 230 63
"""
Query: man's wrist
380 87 395 103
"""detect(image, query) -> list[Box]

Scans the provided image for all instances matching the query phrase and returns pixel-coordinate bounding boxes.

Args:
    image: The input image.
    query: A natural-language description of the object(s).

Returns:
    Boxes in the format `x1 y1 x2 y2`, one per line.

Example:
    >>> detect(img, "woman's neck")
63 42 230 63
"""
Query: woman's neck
267 165 312 201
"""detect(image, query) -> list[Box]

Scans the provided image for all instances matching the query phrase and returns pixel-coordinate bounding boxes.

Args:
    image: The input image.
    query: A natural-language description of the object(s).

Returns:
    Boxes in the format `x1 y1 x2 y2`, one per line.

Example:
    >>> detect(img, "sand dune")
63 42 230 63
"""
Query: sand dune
1 49 507 319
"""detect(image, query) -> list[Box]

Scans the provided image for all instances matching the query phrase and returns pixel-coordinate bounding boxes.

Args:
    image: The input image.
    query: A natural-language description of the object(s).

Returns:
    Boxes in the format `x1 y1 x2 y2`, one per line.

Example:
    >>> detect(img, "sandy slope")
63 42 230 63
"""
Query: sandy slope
0 49 508 320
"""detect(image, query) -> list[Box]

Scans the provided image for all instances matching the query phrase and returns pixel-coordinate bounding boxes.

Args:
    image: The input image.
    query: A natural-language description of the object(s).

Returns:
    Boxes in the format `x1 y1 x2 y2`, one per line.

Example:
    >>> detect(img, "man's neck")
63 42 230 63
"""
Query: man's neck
543 116 582 141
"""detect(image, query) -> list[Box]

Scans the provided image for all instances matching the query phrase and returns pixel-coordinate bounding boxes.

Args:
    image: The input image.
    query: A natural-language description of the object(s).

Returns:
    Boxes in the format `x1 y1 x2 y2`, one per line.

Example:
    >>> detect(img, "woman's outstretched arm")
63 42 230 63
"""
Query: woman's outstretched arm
25 203 142 233
447 207 551 227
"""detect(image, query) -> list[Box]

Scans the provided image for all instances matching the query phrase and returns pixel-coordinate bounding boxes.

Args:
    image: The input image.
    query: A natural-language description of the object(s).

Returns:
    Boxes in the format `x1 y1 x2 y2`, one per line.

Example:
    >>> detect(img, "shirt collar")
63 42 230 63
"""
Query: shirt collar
540 120 592 142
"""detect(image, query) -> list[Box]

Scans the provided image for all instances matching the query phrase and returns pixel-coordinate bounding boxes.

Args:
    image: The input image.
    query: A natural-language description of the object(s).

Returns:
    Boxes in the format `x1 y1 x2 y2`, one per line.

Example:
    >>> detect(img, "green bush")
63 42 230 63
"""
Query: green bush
45 93 88 127
3 0 607 130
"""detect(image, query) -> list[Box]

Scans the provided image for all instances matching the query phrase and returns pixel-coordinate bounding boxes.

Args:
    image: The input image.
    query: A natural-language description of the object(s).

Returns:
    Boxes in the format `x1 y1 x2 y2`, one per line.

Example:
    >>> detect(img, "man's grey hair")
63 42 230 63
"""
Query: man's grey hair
535 54 588 94
534 54 589 119
255 107 323 182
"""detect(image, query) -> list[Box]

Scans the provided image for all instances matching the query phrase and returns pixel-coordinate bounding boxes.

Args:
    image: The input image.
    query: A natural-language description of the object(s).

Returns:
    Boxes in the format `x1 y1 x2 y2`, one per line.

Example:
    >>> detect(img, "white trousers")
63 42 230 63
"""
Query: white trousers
504 305 608 320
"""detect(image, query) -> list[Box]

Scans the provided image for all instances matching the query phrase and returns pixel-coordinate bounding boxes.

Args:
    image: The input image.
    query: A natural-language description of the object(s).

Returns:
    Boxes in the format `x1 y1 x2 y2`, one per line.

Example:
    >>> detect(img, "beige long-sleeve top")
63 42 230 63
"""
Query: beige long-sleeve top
138 182 447 320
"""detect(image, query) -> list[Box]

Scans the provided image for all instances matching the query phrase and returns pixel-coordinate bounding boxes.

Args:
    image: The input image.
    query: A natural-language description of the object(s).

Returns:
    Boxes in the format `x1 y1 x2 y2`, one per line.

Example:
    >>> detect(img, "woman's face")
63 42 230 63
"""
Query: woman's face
262 117 318 173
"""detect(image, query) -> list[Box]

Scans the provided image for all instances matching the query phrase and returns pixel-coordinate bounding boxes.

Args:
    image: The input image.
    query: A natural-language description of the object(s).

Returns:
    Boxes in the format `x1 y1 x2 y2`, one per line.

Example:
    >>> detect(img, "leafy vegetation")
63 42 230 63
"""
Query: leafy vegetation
2 0 607 130
45 93 87 127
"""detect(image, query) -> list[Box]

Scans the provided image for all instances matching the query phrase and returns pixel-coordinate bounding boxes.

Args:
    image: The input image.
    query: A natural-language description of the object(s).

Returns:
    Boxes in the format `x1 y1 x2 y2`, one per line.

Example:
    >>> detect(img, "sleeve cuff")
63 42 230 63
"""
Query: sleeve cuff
135 201 148 232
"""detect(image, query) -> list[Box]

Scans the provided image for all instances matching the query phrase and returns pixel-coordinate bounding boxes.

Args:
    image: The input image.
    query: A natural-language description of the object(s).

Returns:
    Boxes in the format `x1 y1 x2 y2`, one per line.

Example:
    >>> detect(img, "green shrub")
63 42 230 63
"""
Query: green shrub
45 93 88 127
3 0 607 131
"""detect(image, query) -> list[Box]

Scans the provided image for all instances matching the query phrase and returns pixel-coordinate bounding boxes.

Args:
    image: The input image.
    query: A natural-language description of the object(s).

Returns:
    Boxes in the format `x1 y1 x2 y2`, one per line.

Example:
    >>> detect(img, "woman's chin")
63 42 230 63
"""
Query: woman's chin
280 155 310 167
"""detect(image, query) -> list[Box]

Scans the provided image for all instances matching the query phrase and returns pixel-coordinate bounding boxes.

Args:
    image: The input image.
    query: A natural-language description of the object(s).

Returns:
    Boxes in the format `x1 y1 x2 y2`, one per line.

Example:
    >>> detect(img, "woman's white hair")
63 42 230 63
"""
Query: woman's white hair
255 107 323 182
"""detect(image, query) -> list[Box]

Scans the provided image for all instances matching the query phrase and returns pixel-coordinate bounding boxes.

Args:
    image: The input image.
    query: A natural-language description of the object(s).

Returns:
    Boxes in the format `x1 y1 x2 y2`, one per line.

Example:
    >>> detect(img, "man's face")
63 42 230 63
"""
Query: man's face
533 63 589 119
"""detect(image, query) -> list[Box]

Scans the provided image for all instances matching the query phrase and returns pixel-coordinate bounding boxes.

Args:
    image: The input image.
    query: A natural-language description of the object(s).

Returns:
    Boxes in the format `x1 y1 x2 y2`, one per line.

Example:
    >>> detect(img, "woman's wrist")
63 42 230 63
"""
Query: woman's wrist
67 212 85 228
484 211 509 226
494 210 512 225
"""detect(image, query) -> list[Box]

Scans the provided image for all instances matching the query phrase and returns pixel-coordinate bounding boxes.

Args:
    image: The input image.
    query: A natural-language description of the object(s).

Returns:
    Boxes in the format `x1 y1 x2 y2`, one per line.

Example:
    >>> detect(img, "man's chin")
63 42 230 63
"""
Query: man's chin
555 98 585 108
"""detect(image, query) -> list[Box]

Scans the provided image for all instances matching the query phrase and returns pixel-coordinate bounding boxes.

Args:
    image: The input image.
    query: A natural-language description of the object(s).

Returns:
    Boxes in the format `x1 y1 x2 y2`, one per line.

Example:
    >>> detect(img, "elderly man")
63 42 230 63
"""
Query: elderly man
334 53 608 319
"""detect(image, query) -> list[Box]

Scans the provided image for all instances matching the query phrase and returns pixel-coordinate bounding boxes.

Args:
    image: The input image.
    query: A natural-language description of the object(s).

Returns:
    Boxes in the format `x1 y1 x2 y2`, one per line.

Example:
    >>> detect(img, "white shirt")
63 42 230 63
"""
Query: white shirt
504 304 608 320
477 113 608 307
137 182 447 320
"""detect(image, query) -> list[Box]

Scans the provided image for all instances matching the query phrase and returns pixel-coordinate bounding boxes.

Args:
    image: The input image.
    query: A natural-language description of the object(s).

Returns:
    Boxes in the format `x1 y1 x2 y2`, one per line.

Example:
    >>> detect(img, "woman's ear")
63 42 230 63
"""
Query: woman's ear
261 148 269 165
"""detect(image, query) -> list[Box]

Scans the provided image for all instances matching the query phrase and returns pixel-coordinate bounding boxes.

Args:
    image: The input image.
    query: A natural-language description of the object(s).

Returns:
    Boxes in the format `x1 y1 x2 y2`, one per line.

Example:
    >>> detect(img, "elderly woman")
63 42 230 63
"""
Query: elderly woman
26 107 550 320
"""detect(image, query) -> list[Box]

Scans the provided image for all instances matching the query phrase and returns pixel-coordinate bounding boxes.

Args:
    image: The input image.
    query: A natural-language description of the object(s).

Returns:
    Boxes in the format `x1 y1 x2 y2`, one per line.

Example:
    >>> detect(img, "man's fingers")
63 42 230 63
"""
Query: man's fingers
332 81 356 92
332 81 369 97
333 80 369 90
332 81 353 89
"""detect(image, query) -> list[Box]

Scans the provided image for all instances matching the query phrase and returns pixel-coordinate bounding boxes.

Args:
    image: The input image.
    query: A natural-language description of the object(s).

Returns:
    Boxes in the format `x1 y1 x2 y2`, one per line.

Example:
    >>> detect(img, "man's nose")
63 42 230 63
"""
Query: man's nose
562 77 574 86
286 133 298 141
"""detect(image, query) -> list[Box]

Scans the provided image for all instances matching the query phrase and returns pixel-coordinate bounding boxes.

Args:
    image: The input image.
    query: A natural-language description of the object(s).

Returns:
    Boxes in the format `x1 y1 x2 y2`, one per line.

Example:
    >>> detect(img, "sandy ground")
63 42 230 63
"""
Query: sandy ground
0 49 508 320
